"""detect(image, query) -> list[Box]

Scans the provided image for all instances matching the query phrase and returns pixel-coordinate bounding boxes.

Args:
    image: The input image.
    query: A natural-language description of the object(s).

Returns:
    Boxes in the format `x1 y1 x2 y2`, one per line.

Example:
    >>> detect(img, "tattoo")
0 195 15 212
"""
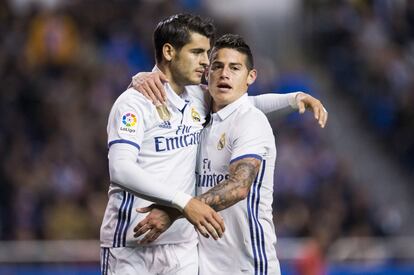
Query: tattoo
197 158 260 211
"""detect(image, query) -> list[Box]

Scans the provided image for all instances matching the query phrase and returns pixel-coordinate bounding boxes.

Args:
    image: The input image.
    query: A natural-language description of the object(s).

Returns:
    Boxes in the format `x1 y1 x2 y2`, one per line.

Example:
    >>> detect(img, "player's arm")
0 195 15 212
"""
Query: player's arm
197 157 261 211
248 93 328 128
109 145 225 240
130 72 327 127
109 143 191 209
129 71 168 104
133 199 225 244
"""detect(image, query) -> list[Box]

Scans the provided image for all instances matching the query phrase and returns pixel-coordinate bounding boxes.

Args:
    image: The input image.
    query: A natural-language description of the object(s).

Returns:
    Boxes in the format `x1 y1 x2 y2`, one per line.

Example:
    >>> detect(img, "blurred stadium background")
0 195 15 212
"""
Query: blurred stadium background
0 0 414 274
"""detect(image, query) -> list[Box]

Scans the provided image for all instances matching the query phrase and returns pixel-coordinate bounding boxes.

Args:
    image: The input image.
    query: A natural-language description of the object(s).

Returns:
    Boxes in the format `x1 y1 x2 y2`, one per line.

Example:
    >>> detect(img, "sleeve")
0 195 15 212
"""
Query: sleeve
107 99 145 152
107 98 191 211
108 144 192 211
230 111 273 164
248 93 299 114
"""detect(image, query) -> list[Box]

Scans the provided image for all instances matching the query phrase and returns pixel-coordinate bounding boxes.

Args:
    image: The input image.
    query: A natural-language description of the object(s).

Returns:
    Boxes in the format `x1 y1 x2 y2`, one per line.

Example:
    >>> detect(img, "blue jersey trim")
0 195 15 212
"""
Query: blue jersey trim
108 139 140 150
122 193 134 247
257 160 268 274
230 154 262 164
113 192 134 247
113 191 127 247
247 160 267 275
100 247 109 275
179 103 188 124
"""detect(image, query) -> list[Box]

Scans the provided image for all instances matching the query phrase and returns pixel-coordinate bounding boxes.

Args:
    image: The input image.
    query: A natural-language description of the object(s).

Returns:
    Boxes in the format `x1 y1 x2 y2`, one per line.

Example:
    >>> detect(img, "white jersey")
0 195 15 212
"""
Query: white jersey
196 94 280 275
101 83 208 247
100 69 296 249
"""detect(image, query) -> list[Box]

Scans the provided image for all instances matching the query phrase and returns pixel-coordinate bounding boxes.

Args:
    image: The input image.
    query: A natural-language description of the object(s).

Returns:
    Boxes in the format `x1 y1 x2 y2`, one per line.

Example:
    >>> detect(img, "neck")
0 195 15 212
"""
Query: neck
211 92 247 113
212 101 224 113
157 63 185 95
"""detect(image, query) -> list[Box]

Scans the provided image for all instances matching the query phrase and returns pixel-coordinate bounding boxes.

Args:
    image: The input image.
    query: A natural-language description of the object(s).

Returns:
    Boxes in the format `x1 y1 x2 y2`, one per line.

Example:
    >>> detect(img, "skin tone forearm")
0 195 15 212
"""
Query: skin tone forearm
198 158 260 211
133 157 260 243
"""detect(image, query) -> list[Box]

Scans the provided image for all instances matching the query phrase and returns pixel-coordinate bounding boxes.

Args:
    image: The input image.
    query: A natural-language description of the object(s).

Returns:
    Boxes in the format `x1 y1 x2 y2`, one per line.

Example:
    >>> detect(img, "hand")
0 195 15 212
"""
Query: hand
133 205 180 244
183 198 225 240
130 71 168 104
295 92 328 128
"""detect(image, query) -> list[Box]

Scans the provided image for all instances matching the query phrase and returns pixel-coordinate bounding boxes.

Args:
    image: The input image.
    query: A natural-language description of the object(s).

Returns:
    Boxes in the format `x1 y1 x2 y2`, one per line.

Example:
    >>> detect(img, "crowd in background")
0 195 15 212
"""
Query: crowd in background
305 0 414 173
0 0 405 263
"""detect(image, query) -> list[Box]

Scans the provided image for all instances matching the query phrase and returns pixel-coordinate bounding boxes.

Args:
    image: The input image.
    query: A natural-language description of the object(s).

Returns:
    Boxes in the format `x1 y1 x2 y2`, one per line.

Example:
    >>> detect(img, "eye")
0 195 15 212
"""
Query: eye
211 63 222 70
191 49 204 54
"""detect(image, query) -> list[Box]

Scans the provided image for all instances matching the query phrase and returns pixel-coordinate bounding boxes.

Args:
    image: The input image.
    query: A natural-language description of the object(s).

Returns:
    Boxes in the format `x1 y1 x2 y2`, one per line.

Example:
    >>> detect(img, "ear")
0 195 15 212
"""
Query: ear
246 69 257 86
162 43 175 62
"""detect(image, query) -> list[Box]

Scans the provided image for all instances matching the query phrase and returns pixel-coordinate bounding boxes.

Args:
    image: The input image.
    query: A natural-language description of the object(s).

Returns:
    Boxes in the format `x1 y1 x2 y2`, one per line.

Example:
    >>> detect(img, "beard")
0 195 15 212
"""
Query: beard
170 62 202 87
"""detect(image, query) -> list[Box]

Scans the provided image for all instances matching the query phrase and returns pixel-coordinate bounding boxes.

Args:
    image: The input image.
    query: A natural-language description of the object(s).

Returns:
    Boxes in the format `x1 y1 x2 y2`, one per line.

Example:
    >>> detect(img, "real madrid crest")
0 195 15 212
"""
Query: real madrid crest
191 107 201 122
217 133 226 150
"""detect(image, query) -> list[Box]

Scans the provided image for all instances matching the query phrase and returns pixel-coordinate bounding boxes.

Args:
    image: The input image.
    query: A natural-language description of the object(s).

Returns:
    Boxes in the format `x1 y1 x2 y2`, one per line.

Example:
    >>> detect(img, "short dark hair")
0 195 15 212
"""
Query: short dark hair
153 14 216 63
211 34 254 70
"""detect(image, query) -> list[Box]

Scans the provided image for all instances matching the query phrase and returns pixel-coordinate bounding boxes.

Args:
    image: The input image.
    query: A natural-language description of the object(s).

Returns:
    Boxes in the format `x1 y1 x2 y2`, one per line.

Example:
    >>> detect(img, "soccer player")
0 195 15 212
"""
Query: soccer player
101 15 225 275
196 33 281 274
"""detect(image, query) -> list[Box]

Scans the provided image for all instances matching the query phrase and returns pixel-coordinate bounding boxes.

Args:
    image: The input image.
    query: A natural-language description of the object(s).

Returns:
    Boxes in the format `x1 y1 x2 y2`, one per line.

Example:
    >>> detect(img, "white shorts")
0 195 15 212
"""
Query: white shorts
100 241 198 275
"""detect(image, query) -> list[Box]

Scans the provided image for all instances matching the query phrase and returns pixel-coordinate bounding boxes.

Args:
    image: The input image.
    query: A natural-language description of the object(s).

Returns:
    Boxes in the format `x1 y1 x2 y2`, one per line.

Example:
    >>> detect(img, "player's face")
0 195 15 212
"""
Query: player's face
170 32 210 86
207 48 256 109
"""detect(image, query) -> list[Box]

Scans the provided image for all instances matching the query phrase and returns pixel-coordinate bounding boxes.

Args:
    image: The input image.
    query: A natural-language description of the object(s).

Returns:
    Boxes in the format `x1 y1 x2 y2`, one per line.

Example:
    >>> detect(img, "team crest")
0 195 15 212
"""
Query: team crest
217 133 226 150
191 107 201 122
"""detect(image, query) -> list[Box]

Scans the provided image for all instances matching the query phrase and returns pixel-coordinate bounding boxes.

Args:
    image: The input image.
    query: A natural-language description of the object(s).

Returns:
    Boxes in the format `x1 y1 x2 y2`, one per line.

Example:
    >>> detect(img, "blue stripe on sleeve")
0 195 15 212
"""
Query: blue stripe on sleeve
108 139 140 150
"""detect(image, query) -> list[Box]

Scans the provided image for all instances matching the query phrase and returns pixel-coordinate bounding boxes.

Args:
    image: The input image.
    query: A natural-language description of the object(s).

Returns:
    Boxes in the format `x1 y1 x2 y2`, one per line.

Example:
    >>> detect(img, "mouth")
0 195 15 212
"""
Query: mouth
217 82 232 91
195 68 205 75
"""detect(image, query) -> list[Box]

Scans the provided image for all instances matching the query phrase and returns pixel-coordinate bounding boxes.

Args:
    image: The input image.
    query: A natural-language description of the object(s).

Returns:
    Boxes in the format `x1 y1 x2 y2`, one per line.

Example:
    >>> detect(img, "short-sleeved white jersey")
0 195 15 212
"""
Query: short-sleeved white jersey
100 82 208 247
196 94 280 275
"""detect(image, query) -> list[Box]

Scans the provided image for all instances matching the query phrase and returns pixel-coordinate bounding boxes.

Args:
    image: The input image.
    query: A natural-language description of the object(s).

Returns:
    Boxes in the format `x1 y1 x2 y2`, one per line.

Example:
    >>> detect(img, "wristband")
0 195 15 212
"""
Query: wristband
172 192 193 212
289 92 300 109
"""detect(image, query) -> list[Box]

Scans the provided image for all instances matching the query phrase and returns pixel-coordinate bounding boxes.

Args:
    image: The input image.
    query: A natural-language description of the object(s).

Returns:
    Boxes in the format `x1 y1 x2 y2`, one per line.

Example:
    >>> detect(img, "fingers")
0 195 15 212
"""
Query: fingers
196 224 210 239
206 213 225 238
213 212 225 233
200 213 225 240
153 76 167 102
320 107 328 128
147 78 165 104
140 230 162 244
158 71 169 83
141 82 159 104
134 223 151 238
312 103 327 128
297 101 306 114
131 72 167 104
202 221 220 240
299 94 328 128
136 206 152 213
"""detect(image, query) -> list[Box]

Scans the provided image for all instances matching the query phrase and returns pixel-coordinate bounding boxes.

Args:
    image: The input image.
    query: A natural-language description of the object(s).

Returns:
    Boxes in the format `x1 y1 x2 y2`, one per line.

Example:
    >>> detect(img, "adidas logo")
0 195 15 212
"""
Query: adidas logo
159 121 172 129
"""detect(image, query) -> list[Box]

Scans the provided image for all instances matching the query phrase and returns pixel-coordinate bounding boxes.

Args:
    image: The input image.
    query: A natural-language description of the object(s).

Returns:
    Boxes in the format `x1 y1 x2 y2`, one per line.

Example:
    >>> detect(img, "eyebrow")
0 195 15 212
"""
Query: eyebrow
212 61 243 66
191 48 207 52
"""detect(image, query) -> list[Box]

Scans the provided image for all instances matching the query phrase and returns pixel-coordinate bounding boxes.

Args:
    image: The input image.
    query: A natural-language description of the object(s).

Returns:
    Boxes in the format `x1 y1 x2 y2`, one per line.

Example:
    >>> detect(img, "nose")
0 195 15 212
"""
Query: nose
220 66 230 79
200 52 209 67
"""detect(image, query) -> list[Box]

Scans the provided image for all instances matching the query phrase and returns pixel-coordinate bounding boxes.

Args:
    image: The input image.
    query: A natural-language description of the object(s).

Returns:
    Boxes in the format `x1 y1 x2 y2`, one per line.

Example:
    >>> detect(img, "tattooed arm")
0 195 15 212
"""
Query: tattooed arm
197 157 261 211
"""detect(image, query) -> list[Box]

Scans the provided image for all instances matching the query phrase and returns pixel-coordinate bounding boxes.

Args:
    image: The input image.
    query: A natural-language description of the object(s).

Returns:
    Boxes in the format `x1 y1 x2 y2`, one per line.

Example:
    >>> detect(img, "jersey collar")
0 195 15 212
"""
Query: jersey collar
152 66 188 111
214 93 249 121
